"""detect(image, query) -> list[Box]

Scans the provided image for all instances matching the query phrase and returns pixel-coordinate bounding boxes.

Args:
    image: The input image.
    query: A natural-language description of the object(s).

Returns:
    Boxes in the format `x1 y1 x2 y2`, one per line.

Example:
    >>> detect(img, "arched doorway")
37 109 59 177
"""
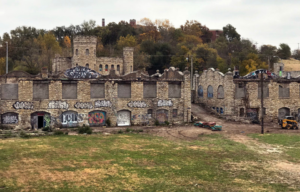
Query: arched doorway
156 109 168 124
88 111 106 127
31 111 50 129
278 107 290 120
117 110 131 126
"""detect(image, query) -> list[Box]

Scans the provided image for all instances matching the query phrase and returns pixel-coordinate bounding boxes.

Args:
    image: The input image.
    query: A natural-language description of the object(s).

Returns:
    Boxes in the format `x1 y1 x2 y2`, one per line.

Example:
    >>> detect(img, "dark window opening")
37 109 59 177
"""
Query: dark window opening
238 83 244 88
117 65 120 71
173 109 178 118
111 65 114 70
240 108 245 117
148 109 153 118
105 65 108 71
76 49 78 55
86 49 89 55
86 63 89 68
99 64 102 71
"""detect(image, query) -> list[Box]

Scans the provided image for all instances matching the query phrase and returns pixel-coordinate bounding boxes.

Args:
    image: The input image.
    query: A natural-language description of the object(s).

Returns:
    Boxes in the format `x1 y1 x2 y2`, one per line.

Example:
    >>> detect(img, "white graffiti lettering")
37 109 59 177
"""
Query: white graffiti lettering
13 102 34 110
158 99 173 107
48 101 69 109
95 100 112 108
74 102 93 109
127 101 148 108
65 66 100 79
3 115 18 124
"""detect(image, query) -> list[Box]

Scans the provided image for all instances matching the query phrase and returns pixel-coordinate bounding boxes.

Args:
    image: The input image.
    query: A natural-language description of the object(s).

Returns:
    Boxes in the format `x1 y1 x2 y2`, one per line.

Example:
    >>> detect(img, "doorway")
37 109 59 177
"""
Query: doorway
38 116 44 128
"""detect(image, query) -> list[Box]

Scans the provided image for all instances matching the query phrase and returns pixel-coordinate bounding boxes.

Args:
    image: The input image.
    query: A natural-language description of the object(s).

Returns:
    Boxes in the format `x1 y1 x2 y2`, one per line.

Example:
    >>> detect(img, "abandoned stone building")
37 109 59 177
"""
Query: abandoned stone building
0 62 191 129
194 68 300 123
52 36 134 76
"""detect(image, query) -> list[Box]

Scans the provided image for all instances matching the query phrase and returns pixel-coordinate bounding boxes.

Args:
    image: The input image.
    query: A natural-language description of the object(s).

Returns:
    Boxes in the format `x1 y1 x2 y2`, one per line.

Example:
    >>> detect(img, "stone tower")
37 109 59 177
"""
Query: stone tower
72 36 97 70
123 47 134 74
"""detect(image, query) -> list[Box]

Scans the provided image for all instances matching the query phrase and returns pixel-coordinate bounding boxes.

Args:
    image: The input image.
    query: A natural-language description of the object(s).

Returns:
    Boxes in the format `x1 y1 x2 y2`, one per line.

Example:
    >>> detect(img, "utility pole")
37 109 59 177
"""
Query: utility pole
6 41 8 74
260 73 264 134
191 56 193 90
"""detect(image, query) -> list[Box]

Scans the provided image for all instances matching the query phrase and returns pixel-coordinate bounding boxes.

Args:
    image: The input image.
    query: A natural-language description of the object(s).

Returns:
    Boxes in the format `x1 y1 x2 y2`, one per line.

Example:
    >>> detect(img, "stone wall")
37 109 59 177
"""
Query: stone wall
196 68 300 123
96 57 123 75
0 67 191 129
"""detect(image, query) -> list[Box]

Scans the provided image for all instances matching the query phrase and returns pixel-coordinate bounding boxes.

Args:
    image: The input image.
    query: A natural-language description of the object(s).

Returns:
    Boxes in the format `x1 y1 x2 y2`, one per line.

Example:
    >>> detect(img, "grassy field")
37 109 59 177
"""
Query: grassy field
0 133 299 191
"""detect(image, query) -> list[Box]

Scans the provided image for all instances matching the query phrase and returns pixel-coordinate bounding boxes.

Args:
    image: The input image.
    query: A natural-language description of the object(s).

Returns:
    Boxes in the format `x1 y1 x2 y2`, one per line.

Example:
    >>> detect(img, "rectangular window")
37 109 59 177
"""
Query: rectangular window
235 83 245 99
118 83 131 98
258 82 269 99
168 82 181 98
173 109 178 118
1 84 18 100
90 83 105 98
147 109 153 118
279 84 290 98
62 81 77 99
143 83 157 98
33 81 49 100
86 49 89 55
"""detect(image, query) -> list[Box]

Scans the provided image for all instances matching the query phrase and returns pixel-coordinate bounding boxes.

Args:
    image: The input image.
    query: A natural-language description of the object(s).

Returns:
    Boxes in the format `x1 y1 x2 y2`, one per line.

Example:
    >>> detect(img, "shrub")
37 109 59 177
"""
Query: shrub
125 128 134 132
78 125 93 134
19 131 30 138
54 130 64 135
42 127 50 132
106 118 111 127
138 129 144 132
165 121 170 126
155 120 160 126
118 130 123 134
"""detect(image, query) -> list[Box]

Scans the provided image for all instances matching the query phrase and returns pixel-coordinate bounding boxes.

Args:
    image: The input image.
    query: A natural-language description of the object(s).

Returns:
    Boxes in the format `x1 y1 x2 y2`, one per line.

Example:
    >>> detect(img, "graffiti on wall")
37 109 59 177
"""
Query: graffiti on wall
88 111 106 126
117 111 131 126
74 102 93 109
246 108 259 121
1 113 18 124
62 111 78 126
156 109 168 123
95 100 112 108
127 101 147 108
158 100 173 107
48 101 69 109
65 66 100 79
13 102 34 110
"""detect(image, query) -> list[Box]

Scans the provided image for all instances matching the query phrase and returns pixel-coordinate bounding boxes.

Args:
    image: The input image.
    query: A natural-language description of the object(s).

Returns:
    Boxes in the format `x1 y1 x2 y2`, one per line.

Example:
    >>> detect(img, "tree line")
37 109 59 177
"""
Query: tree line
0 18 297 76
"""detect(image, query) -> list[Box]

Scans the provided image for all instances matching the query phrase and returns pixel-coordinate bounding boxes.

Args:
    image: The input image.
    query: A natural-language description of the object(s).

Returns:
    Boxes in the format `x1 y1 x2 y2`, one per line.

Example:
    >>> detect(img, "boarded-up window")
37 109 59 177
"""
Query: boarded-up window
217 85 224 99
279 84 290 97
33 81 49 100
198 85 203 97
168 82 181 98
62 81 77 99
258 82 269 98
1 112 18 124
1 84 18 100
278 107 290 120
235 83 245 99
90 83 105 98
117 65 120 71
207 85 213 98
143 83 157 98
118 83 131 98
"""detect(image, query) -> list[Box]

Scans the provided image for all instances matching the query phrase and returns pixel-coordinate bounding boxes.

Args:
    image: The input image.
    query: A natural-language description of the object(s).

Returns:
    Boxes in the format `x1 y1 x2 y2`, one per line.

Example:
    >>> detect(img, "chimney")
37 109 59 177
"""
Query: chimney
102 18 105 27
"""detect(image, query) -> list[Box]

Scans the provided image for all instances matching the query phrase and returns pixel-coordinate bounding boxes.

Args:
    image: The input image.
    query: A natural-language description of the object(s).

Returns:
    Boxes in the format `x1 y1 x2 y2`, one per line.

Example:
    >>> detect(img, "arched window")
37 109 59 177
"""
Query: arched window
198 85 203 97
76 63 78 67
130 66 132 72
117 65 120 71
99 64 102 71
86 63 89 68
85 49 89 55
75 49 78 55
217 85 224 99
111 65 114 70
207 85 213 98
105 65 108 71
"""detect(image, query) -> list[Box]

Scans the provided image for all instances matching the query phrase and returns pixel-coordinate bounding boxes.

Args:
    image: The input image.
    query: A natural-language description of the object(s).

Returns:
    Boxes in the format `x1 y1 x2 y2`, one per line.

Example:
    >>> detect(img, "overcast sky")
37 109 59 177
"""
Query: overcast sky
1 0 299 51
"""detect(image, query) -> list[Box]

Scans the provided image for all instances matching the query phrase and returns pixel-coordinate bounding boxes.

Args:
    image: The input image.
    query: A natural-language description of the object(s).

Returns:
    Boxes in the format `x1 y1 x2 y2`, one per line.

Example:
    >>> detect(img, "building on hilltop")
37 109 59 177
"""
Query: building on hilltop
52 36 134 76
209 29 223 42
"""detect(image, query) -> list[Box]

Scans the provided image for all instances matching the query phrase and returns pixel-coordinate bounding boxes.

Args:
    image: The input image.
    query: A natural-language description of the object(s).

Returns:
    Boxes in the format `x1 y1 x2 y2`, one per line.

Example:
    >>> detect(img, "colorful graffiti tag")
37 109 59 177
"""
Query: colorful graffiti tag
156 109 168 124
88 111 106 126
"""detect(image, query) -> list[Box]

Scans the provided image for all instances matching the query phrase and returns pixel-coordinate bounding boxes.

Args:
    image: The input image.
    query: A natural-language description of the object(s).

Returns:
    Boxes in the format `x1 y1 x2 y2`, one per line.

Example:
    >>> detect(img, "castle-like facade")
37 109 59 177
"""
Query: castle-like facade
52 36 134 75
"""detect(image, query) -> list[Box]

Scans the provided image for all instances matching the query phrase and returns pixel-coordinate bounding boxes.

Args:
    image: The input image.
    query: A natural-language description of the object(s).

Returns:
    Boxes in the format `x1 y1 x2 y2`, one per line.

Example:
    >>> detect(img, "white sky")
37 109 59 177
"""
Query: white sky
1 0 299 51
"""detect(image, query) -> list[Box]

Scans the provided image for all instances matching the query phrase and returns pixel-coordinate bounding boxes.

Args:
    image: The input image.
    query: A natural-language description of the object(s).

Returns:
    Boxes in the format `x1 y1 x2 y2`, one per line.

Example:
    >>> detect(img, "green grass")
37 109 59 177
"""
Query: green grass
0 133 297 191
249 133 300 162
